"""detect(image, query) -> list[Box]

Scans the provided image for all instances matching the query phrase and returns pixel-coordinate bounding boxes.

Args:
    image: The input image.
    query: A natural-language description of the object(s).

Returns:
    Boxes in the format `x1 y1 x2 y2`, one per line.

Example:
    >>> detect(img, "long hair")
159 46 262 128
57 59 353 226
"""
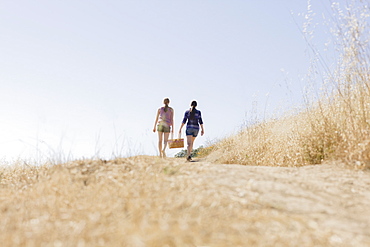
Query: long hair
189 100 197 119
163 98 170 112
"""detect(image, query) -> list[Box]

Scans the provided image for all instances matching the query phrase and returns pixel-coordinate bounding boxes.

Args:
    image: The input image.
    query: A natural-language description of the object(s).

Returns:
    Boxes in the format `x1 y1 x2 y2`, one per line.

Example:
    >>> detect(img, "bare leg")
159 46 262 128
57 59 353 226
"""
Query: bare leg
187 135 196 160
158 131 163 157
162 132 170 157
186 135 192 157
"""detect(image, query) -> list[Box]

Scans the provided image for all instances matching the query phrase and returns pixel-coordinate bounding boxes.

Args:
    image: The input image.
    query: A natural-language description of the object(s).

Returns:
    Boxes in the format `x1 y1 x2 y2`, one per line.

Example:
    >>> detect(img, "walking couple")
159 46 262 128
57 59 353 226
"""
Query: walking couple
153 98 204 161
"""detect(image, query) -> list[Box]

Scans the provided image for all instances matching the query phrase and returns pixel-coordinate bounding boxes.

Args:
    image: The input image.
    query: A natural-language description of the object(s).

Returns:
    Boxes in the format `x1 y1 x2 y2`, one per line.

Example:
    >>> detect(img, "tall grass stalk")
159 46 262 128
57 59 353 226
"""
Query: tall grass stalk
208 1 370 168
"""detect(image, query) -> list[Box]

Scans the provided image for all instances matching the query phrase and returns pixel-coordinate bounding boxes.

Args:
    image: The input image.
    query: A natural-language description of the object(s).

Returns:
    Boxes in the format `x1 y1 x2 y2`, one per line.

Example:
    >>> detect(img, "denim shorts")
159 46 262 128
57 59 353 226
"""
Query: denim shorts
186 127 199 137
157 124 171 133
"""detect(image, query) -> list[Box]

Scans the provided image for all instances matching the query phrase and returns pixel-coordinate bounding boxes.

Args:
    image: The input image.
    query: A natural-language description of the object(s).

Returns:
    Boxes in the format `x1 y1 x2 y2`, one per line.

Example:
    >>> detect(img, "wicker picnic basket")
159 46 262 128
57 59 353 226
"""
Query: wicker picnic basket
168 133 184 149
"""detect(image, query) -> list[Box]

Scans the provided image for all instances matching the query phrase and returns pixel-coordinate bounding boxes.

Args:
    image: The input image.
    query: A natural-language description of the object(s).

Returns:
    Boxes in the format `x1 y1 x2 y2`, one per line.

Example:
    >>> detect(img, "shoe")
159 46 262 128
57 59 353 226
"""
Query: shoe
186 155 192 161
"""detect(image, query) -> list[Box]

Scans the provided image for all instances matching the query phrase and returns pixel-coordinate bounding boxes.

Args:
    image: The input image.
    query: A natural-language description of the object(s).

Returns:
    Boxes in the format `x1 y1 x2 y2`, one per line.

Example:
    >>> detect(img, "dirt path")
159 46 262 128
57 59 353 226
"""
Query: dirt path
165 158 370 246
1 156 370 246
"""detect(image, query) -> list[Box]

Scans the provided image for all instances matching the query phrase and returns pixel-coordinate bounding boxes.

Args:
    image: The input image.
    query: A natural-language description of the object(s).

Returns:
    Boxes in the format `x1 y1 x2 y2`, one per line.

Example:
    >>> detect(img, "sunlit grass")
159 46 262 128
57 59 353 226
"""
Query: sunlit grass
0 156 333 246
207 1 370 169
0 2 369 246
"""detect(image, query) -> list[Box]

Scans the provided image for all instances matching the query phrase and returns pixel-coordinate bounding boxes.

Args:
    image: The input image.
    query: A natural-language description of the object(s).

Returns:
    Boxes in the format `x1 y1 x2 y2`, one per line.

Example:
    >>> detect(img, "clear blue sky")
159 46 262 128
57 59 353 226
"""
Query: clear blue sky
0 0 339 163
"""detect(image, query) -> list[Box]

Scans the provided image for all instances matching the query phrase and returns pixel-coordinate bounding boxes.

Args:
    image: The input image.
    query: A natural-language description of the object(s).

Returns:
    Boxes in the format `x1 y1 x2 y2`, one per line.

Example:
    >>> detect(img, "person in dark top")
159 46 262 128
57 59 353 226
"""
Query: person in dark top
179 100 204 161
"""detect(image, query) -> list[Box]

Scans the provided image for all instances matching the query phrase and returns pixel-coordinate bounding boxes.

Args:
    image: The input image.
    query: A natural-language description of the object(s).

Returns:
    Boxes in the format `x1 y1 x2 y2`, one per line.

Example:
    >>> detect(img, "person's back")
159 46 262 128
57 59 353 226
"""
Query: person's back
183 109 202 129
159 106 173 127
179 100 204 161
153 98 174 158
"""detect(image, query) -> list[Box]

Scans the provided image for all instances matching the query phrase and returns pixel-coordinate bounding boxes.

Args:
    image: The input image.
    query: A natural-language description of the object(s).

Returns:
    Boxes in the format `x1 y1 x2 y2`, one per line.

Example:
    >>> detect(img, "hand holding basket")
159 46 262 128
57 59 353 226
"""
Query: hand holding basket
168 133 184 149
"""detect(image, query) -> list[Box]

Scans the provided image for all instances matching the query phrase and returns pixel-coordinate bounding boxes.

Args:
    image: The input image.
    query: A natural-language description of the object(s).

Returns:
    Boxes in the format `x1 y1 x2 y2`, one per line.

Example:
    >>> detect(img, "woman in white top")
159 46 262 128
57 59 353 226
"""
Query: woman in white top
153 98 174 158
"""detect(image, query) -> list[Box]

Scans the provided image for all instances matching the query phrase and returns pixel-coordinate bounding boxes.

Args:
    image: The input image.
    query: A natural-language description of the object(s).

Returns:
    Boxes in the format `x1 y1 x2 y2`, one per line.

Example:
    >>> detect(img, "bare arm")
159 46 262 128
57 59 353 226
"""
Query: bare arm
179 111 186 134
200 124 204 136
153 109 160 132
171 108 174 133
179 122 185 134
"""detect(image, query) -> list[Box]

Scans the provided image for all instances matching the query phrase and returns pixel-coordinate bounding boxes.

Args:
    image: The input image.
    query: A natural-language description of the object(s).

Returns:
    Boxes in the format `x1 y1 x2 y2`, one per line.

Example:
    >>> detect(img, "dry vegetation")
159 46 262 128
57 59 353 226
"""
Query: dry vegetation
1 156 370 246
0 157 319 246
209 1 370 168
2 1 370 247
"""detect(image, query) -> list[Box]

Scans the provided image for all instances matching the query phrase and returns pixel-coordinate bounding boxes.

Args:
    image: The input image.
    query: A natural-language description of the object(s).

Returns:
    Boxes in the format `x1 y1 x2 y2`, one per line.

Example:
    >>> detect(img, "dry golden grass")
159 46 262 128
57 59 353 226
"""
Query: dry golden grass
2 2 370 246
1 156 370 246
208 83 370 168
207 116 305 167
208 1 370 169
0 156 343 246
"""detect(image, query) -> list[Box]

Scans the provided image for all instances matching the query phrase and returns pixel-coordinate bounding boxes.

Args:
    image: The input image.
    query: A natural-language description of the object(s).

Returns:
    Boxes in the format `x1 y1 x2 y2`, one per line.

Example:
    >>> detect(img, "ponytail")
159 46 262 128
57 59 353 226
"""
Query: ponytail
163 98 170 112
189 101 197 119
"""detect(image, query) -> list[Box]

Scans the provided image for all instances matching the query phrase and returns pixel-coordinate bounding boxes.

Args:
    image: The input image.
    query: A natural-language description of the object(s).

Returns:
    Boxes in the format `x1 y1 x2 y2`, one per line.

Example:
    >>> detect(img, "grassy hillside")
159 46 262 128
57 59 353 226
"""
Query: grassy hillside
207 1 370 169
0 156 331 246
1 2 370 247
